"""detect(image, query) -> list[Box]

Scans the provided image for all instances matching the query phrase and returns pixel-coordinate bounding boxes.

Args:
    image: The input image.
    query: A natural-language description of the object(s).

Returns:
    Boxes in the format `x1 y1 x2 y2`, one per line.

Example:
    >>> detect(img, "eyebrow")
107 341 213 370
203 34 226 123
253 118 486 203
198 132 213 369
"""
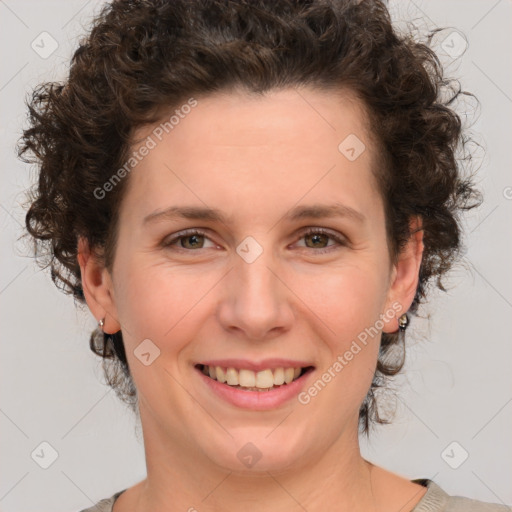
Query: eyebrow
143 202 366 225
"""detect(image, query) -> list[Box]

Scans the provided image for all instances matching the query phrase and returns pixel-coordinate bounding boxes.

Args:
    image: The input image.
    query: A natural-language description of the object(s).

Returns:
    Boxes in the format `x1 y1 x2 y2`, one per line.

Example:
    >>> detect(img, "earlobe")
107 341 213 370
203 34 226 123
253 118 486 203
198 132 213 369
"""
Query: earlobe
382 216 424 333
77 236 121 334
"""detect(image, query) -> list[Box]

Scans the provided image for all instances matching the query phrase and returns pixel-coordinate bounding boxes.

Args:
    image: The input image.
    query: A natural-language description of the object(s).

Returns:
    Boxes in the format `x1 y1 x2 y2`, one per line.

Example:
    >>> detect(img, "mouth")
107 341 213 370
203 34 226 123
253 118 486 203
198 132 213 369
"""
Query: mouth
194 363 315 392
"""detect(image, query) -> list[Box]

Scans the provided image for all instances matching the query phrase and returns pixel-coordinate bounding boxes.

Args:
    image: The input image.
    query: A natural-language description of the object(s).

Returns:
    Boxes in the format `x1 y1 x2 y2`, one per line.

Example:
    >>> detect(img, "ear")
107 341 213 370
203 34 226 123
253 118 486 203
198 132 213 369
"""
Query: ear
382 216 424 333
77 236 121 334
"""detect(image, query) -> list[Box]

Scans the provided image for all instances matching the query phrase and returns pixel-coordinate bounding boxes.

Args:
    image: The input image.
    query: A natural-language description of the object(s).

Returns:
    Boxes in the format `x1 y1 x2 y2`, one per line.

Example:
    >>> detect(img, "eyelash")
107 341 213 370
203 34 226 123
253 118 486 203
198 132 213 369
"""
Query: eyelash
162 227 347 255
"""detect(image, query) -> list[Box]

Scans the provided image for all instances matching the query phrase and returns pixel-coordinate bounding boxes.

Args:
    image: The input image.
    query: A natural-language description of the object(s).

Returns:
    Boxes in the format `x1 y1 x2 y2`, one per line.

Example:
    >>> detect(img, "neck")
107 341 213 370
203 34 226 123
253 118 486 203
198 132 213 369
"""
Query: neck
132 406 379 512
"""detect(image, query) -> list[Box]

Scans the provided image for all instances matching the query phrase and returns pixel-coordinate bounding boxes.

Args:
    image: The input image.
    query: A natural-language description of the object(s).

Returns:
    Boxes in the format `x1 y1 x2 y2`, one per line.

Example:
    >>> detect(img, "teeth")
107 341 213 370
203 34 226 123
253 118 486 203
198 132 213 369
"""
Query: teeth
255 369 274 388
273 367 285 385
216 366 227 383
239 369 256 387
201 365 306 389
284 367 294 384
226 367 239 386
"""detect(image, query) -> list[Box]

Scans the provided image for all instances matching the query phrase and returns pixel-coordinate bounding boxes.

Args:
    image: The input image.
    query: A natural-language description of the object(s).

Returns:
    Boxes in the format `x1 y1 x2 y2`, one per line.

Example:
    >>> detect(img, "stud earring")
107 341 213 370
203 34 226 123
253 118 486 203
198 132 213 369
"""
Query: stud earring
98 318 105 329
398 313 409 332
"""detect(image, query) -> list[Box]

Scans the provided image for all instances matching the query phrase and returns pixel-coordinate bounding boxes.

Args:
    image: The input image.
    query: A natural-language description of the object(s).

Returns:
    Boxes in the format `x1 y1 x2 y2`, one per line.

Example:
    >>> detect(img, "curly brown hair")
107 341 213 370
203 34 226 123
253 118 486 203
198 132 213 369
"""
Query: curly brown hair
17 0 481 433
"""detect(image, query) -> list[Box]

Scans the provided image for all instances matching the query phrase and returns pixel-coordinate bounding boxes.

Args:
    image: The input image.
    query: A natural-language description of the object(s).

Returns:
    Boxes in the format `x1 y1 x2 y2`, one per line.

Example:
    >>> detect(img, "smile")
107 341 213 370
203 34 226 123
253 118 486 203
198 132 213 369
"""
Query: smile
196 364 312 391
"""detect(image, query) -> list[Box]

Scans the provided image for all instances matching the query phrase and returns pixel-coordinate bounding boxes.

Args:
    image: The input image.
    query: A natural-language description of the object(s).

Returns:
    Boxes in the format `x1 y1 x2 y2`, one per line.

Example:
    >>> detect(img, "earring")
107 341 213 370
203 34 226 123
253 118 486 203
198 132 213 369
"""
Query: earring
398 313 409 332
98 317 105 329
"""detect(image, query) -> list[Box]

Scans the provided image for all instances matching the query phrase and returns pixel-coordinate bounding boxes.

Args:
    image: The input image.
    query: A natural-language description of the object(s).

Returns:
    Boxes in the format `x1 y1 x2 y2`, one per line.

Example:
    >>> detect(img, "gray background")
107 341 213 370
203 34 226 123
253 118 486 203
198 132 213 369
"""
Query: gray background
1 1 511 510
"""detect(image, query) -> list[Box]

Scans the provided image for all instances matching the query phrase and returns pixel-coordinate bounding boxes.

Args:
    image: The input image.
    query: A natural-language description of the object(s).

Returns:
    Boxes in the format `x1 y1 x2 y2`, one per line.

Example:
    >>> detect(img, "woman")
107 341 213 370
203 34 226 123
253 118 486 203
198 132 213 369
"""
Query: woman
17 0 509 511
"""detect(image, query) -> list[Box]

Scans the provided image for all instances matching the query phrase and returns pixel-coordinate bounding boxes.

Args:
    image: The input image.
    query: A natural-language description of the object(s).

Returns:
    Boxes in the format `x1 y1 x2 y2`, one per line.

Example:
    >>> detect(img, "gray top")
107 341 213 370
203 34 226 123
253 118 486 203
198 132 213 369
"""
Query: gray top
78 479 511 511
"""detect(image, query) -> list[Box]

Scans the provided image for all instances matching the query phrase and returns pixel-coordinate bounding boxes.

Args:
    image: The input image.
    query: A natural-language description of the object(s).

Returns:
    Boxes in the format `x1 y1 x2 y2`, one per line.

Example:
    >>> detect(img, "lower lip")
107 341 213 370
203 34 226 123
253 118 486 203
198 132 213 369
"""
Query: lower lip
195 366 314 411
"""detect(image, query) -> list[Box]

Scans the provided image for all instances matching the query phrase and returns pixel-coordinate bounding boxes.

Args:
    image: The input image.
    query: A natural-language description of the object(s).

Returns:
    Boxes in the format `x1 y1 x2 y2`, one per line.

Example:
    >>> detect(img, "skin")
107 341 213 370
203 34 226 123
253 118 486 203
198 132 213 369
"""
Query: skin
78 86 426 512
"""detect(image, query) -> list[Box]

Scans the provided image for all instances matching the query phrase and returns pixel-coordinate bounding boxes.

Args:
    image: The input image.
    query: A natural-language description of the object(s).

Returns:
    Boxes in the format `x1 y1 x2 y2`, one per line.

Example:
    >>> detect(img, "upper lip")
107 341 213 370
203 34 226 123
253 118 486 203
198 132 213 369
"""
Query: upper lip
196 359 315 372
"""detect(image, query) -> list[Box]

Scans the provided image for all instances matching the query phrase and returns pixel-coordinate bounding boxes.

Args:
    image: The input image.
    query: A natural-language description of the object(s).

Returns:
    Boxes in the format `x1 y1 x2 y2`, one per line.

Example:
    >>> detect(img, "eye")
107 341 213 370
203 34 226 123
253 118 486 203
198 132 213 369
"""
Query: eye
162 227 347 254
162 229 217 250
294 227 347 254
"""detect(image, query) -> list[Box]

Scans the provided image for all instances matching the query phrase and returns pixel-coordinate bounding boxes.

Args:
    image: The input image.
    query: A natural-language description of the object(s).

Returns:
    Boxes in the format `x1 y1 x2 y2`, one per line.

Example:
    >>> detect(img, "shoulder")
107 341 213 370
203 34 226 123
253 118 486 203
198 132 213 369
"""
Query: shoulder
76 489 126 512
446 496 512 512
413 479 511 512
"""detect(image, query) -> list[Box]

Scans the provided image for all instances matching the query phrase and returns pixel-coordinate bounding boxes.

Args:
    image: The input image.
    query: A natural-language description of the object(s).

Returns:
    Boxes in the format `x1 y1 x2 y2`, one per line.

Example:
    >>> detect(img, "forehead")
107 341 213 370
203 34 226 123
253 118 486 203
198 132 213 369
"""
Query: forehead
133 86 372 156
122 86 382 225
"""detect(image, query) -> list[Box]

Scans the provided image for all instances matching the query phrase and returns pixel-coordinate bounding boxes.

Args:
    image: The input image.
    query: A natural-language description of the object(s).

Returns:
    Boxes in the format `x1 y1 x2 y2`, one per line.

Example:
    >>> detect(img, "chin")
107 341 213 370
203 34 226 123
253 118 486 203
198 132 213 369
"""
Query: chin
199 427 311 475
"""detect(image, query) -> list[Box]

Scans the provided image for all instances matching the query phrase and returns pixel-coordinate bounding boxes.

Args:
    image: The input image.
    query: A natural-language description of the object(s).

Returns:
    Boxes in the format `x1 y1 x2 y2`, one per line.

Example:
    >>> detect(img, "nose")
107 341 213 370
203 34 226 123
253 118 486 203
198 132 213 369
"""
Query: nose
216 246 295 341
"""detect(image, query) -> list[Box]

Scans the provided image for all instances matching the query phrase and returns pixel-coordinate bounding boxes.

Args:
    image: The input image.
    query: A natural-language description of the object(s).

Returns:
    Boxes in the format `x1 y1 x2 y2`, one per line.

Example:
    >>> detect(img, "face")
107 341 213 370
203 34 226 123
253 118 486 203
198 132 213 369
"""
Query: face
80 86 422 474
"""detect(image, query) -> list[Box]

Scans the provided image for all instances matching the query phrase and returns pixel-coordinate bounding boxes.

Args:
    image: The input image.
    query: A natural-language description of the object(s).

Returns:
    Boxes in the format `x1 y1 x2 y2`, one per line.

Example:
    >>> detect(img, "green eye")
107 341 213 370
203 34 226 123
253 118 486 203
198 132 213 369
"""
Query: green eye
296 228 347 254
162 227 347 254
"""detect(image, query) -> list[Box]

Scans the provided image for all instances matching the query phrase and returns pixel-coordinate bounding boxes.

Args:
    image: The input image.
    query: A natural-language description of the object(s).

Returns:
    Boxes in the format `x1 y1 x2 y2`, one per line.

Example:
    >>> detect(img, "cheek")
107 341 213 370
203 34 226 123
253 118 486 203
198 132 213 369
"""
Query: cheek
303 260 390 337
303 263 388 396
111 261 209 396
113 258 216 349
